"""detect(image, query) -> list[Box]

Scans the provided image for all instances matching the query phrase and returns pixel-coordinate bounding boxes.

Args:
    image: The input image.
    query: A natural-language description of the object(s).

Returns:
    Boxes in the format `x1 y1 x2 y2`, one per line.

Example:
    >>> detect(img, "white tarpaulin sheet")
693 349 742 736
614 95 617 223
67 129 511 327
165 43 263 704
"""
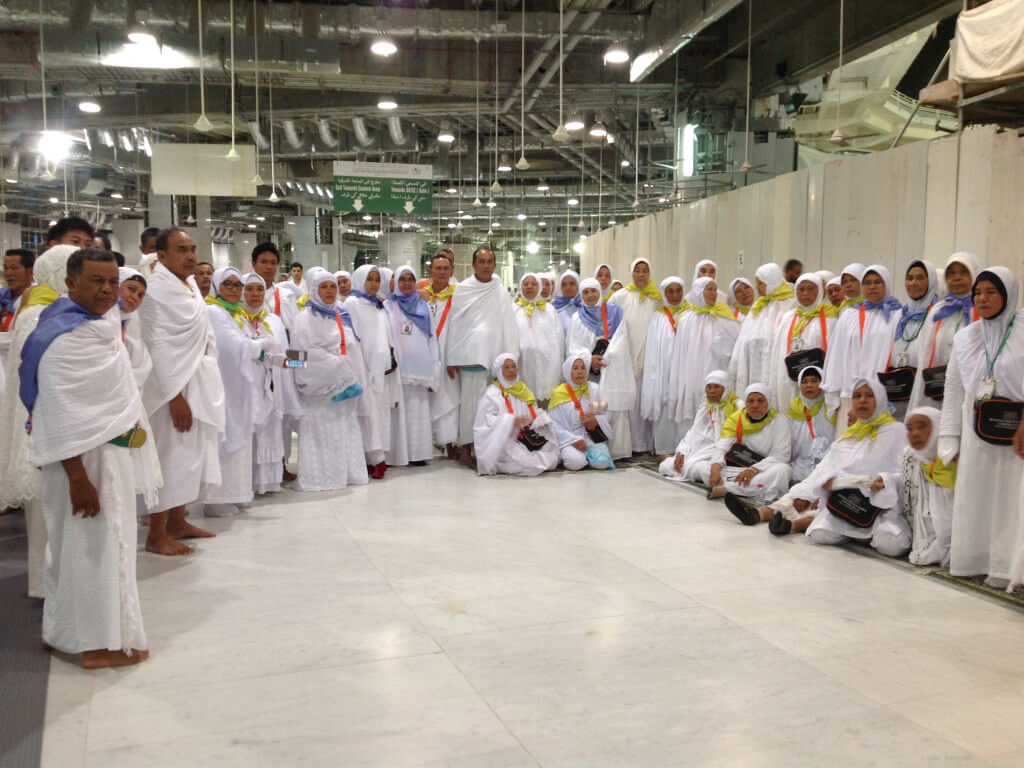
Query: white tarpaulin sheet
952 0 1024 82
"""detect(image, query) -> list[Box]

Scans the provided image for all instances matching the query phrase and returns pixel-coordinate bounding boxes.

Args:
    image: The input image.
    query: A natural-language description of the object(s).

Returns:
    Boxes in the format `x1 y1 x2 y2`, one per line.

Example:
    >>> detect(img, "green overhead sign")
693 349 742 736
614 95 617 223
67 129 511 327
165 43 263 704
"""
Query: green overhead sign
332 161 434 215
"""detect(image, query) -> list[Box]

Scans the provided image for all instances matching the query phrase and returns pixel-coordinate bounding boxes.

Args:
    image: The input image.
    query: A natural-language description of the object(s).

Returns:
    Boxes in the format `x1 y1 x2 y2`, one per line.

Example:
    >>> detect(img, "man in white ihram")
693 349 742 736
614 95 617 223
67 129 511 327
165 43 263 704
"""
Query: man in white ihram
137 228 226 555
20 247 149 668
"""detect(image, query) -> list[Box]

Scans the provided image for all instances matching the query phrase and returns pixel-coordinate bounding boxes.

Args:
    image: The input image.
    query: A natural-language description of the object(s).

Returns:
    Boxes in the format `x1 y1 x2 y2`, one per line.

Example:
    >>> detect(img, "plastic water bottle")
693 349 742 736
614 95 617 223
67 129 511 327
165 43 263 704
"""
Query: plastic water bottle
754 483 766 508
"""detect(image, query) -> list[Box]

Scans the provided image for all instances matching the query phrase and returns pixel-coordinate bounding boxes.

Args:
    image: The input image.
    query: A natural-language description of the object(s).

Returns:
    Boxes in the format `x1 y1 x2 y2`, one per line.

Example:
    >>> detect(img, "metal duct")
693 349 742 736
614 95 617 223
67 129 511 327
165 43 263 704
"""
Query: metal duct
248 120 271 150
317 119 339 149
351 118 376 148
281 120 306 150
387 116 409 146
3 148 20 175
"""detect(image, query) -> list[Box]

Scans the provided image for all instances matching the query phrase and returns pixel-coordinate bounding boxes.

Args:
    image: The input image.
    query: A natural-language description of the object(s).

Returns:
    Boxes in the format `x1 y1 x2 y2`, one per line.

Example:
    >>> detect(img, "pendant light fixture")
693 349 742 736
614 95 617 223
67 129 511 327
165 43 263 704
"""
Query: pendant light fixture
251 5 263 184
740 0 754 174
224 0 239 160
516 0 530 170
38 1 56 181
830 0 848 146
552 0 570 143
490 7 502 195
632 84 640 208
193 0 212 132
472 22 482 207
267 78 279 202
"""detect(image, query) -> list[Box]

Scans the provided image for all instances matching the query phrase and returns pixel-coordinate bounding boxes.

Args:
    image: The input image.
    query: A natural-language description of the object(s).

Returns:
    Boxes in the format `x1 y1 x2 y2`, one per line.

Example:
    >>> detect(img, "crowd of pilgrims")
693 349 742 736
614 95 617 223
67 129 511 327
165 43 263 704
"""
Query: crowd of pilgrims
3 216 1024 670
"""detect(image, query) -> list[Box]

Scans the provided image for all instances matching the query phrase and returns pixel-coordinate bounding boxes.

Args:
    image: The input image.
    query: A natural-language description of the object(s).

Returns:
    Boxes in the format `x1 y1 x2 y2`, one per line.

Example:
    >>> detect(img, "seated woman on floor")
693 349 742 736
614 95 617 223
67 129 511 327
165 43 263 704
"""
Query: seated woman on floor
804 377 911 558
689 383 791 510
902 406 955 566
785 366 836 484
658 370 738 482
473 353 560 477
548 352 614 471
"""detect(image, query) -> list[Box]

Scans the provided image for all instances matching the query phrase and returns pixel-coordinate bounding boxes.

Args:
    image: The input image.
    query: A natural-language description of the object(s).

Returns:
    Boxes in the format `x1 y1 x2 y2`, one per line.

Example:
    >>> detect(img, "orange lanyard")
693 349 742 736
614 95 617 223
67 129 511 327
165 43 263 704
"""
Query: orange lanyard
1 313 12 332
601 303 609 340
927 307 979 368
734 308 740 319
662 307 678 332
786 307 829 354
274 287 281 316
564 383 587 419
858 303 866 342
501 386 537 420
333 313 347 356
804 407 816 439
735 416 743 444
435 295 453 338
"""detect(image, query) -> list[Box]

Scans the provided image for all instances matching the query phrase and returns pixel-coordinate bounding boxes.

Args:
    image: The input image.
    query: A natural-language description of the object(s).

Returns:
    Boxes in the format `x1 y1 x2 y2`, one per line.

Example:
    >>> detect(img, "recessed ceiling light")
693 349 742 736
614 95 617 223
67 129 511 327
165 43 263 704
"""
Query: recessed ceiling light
247 223 257 228
536 180 550 191
370 34 398 57
461 213 472 220
621 159 630 167
78 100 101 113
497 154 512 173
362 214 372 221
537 221 546 226
604 42 631 64
256 216 265 221
565 114 585 132
516 213 527 221
4 178 17 184
589 121 607 138
486 200 497 208
448 222 456 229
287 220 296 225
567 197 579 206
121 206 131 210
608 219 616 225
110 192 123 199
48 196 59 203
377 95 398 110
446 185 458 194
492 222 501 228
437 122 455 144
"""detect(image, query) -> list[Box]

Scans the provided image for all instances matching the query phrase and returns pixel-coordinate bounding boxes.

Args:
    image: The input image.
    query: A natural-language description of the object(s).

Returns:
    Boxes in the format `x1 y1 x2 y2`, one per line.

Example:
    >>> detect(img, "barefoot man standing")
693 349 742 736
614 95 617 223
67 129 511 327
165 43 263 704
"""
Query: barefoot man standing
20 247 149 667
137 228 225 555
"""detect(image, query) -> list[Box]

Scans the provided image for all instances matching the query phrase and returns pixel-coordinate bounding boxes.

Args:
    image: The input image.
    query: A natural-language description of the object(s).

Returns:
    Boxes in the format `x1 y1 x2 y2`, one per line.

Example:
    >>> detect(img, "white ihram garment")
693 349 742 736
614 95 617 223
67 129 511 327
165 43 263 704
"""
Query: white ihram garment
473 384 559 477
658 397 736 482
513 301 564 403
689 413 791 499
608 284 660 452
548 381 613 470
641 307 686 454
426 290 460 446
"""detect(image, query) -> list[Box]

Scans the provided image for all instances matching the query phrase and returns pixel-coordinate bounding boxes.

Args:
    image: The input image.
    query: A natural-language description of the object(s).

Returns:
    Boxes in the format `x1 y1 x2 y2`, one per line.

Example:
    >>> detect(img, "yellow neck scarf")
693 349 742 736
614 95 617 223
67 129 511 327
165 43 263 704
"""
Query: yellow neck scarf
296 294 310 310
751 282 796 317
516 296 548 317
706 392 739 419
548 380 590 410
625 282 663 304
922 456 957 490
241 306 273 334
786 395 836 425
21 284 60 311
205 294 244 329
427 284 456 301
839 295 863 312
691 300 737 321
840 411 897 442
792 303 839 337
735 305 751 316
721 408 778 440
496 379 537 405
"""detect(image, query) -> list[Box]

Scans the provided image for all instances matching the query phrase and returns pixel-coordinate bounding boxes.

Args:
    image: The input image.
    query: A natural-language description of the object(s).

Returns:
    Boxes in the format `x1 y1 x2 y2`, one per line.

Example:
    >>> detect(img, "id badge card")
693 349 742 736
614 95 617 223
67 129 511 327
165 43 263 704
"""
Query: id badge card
977 376 996 401
401 320 413 336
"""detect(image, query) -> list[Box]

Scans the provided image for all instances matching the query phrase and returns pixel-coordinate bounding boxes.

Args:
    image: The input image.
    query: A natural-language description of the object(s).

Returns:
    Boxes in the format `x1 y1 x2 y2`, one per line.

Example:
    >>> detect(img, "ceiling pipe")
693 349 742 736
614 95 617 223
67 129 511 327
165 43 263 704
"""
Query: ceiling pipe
247 120 270 149
317 119 339 148
387 116 409 146
351 117 376 148
281 119 306 149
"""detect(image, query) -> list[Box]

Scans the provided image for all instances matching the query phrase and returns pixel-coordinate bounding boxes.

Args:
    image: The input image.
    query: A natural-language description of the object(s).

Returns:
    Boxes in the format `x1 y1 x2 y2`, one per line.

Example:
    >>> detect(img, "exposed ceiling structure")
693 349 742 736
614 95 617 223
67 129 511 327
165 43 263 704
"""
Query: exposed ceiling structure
0 0 968 257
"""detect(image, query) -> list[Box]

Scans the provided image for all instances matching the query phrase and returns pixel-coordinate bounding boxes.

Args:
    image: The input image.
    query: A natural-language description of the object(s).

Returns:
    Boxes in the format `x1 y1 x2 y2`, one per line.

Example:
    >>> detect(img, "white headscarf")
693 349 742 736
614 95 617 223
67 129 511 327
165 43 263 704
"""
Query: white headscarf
743 382 771 401
851 376 889 422
562 351 592 384
305 266 336 311
628 257 652 282
816 270 836 285
907 406 941 464
693 259 717 283
797 365 824 407
689 276 716 308
944 252 979 298
518 272 542 301
579 277 602 306
904 260 939 311
32 244 78 295
728 277 754 308
118 266 146 285
558 270 581 294
241 272 267 310
755 263 785 296
491 353 519 387
660 276 686 308
594 263 613 281
211 266 241 297
704 369 729 388
794 273 823 311
334 270 351 280
841 263 867 283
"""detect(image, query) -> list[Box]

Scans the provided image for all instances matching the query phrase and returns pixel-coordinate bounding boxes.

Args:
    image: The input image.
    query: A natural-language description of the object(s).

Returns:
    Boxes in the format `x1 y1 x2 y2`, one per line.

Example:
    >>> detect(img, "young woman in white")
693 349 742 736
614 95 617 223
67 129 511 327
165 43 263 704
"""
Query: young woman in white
729 263 796 406
548 352 614 471
594 263 614 302
566 278 635 460
693 259 728 303
552 269 582 335
837 262 866 312
473 354 559 477
783 366 836 484
385 265 440 465
886 260 939 420
641 276 688 455
658 370 738 482
513 272 564 405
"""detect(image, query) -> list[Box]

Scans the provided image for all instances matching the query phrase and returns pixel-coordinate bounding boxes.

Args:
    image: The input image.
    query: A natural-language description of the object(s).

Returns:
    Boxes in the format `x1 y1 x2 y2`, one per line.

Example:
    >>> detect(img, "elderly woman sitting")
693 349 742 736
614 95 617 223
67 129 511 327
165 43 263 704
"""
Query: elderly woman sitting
548 352 614 471
473 354 559 477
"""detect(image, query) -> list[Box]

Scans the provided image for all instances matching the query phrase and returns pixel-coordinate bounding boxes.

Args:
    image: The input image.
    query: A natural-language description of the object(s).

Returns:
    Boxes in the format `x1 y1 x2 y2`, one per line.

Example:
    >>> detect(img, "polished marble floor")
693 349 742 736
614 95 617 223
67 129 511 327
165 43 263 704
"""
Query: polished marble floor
41 464 1024 767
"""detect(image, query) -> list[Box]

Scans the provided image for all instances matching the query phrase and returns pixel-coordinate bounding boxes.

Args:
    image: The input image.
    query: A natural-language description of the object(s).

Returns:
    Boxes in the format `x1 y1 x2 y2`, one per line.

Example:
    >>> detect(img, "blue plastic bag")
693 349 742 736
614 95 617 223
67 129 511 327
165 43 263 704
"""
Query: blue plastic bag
331 383 363 402
586 442 614 470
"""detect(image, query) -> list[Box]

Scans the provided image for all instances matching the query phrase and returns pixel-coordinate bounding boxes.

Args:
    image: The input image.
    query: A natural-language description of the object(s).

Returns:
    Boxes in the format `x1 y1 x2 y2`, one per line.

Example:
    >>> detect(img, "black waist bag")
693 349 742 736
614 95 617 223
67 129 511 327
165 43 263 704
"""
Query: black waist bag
586 424 609 444
591 338 609 357
784 348 826 381
922 365 946 400
827 488 881 528
877 366 916 402
725 444 765 468
517 427 548 452
974 398 1024 445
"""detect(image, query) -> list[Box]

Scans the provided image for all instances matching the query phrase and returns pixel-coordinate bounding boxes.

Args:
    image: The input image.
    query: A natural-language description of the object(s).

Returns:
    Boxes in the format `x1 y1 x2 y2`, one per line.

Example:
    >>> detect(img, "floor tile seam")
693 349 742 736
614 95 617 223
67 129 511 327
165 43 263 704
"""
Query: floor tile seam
85 648 447 705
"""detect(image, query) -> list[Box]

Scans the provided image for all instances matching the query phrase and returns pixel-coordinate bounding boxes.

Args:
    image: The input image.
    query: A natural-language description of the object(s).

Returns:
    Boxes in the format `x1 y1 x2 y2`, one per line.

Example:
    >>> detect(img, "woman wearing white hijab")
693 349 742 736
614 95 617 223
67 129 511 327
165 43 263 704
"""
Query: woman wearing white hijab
902 407 955 566
594 263 614 301
728 277 755 322
805 376 909 556
906 252 980 414
784 366 836 484
552 269 582 335
693 259 729 303
825 276 844 308
473 353 559 476
696 382 791 507
566 278 635 460
822 264 902 430
608 257 663 453
346 264 399 478
668 277 740 433
838 262 866 312
203 267 274 515
288 267 368 491
334 270 352 301
767 273 838 410
385 265 440 465
729 263 796 407
548 352 614 471
659 370 738 482
939 267 1024 587
885 260 939 420
513 272 564 404
641 276 687 455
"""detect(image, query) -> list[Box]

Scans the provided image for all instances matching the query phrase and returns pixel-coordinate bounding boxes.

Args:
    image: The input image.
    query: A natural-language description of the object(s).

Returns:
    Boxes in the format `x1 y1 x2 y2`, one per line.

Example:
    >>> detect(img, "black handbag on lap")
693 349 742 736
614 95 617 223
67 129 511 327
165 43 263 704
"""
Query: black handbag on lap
826 488 882 528
974 398 1024 445
517 427 548 451
921 365 947 400
877 366 916 402
724 444 764 468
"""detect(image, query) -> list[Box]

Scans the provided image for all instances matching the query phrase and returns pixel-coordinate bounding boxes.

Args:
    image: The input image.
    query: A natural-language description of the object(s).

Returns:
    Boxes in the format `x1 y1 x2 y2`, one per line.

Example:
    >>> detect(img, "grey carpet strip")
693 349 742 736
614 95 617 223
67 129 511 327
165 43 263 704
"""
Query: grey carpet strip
0 513 49 768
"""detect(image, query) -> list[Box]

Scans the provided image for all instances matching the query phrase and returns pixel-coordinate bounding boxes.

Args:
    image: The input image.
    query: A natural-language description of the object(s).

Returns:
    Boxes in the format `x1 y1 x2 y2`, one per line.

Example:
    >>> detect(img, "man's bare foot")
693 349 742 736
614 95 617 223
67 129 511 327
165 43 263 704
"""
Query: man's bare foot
146 531 194 556
166 520 216 540
81 648 150 669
